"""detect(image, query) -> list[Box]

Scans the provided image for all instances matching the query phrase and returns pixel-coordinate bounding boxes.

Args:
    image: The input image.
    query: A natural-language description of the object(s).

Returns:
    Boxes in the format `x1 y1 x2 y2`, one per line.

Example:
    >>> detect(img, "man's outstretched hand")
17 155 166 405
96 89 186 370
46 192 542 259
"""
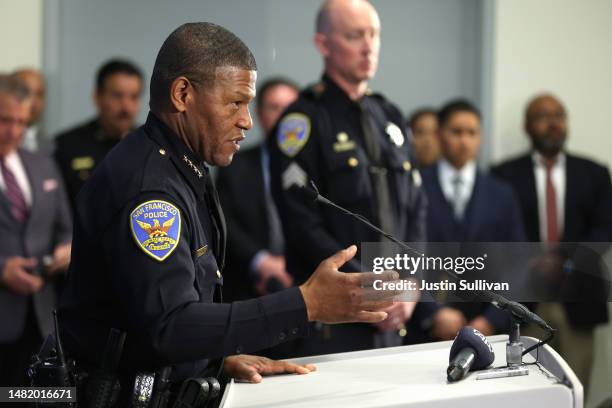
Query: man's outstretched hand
224 355 316 383
299 245 401 324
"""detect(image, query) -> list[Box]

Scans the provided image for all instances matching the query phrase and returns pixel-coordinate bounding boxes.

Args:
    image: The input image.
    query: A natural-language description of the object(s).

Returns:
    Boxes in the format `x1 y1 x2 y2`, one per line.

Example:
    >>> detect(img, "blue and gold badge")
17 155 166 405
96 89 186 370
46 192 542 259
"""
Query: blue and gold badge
277 113 311 157
130 200 181 262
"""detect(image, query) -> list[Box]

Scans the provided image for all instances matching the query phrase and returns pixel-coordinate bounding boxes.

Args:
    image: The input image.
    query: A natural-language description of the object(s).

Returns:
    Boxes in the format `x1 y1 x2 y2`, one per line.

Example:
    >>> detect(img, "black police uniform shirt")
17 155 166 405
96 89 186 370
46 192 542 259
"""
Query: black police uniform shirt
59 113 308 380
53 118 124 209
268 75 427 283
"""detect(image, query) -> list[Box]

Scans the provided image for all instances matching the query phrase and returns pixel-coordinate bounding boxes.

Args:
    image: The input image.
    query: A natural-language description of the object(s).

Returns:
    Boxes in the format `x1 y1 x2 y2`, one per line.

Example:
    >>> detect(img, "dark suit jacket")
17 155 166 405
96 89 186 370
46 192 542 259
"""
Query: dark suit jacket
492 153 611 327
216 146 272 301
421 164 526 332
0 149 72 343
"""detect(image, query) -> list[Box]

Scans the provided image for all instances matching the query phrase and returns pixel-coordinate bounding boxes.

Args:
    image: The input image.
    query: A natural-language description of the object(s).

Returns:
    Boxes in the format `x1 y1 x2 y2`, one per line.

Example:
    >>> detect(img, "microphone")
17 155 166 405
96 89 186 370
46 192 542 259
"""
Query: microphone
486 293 553 332
452 289 553 332
294 182 421 257
447 327 495 382
295 182 553 331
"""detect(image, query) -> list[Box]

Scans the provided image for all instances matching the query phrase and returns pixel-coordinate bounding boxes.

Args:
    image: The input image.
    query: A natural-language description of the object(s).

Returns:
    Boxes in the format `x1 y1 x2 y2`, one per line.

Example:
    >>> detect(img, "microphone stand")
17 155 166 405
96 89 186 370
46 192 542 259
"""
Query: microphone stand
507 315 523 367
300 182 555 368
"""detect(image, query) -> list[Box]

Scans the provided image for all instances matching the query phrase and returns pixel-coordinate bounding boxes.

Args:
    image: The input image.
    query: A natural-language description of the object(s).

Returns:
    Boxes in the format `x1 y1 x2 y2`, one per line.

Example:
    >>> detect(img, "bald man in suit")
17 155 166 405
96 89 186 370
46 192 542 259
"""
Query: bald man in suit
492 94 612 392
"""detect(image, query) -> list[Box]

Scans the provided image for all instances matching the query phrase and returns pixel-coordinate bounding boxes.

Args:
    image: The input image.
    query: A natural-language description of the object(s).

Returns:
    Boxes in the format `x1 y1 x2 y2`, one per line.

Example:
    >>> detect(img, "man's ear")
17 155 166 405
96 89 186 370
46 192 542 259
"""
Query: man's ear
314 33 330 58
169 76 193 112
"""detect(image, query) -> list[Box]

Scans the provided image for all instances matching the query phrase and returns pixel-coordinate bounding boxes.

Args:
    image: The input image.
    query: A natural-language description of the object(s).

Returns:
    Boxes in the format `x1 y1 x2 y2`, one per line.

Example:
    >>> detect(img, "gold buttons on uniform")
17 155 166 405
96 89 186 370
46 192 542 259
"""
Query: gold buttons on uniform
403 161 411 172
159 149 166 156
348 157 359 167
337 132 349 143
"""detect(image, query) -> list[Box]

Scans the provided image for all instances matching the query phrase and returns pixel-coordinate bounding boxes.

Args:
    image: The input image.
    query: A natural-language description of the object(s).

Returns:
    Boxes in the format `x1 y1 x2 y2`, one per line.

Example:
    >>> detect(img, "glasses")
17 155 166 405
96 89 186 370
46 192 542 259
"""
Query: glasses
528 112 566 123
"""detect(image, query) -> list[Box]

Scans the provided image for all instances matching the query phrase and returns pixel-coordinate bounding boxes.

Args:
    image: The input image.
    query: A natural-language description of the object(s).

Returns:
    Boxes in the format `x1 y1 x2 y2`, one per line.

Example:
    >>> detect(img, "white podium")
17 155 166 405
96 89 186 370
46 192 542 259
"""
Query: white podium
220 336 582 408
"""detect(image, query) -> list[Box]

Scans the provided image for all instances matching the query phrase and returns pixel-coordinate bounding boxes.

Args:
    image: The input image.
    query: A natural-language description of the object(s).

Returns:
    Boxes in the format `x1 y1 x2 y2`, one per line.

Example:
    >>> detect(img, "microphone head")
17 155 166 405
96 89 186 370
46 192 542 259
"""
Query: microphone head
449 326 495 370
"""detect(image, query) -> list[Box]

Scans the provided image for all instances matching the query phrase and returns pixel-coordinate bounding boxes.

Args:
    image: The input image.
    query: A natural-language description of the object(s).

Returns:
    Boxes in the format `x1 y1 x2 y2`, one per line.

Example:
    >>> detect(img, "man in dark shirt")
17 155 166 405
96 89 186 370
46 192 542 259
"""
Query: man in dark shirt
267 0 447 355
59 22 399 399
53 59 143 208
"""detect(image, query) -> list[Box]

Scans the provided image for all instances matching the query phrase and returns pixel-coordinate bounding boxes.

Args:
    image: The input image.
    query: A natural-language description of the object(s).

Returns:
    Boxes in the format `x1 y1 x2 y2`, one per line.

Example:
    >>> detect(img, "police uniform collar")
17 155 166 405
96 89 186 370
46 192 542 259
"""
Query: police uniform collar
321 74 363 115
93 118 128 143
144 112 208 201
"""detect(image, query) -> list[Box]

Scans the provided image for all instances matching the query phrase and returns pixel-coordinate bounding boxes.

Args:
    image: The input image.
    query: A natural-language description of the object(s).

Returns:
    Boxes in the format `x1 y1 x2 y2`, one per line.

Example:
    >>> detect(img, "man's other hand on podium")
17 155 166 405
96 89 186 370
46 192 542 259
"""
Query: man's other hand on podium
224 355 317 383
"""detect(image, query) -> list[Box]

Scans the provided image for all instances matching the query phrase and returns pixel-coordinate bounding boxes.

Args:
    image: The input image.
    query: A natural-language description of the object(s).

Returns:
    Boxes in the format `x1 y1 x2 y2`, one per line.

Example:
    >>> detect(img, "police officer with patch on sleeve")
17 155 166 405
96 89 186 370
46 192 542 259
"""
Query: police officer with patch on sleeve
268 0 451 355
58 22 400 403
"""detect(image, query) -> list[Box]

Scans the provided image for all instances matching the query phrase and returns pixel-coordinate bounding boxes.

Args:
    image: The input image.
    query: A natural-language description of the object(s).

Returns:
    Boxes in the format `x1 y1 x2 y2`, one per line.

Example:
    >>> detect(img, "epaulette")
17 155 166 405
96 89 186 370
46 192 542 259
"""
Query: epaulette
301 82 326 100
367 89 386 101
367 90 401 115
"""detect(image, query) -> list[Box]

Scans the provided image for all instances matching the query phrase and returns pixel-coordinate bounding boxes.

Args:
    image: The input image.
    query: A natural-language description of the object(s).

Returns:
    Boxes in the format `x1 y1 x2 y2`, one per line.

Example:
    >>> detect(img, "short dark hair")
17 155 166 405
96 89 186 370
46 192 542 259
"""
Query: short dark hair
256 77 299 110
437 99 480 127
408 107 437 130
0 74 31 102
150 22 257 111
96 59 143 92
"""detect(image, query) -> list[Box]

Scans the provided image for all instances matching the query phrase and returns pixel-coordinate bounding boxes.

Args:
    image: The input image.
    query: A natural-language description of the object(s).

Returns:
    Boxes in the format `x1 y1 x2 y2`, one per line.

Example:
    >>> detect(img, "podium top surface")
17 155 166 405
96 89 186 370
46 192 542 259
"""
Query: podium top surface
221 335 578 408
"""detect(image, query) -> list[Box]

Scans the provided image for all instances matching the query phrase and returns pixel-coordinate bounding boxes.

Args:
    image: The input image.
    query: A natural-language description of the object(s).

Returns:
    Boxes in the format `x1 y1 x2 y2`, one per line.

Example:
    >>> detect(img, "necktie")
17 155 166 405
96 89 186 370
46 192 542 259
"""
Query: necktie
544 159 559 243
0 157 28 223
264 184 284 255
359 99 394 236
451 174 465 221
261 148 285 255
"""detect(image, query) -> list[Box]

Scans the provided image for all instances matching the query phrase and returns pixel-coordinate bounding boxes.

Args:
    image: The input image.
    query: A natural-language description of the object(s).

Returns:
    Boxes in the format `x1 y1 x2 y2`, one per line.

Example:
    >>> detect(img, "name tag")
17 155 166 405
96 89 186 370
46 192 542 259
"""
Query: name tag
71 156 94 171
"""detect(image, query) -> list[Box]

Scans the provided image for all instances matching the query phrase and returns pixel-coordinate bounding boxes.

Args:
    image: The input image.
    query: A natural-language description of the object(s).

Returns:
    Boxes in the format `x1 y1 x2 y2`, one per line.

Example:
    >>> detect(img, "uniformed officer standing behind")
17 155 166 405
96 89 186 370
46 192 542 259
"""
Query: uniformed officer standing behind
268 0 430 355
59 22 399 391
53 59 143 209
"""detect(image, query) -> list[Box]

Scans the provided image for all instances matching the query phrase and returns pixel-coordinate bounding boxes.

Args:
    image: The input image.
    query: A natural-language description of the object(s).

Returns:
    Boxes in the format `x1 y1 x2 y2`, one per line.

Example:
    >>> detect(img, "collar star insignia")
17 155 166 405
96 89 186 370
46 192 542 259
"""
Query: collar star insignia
182 155 203 178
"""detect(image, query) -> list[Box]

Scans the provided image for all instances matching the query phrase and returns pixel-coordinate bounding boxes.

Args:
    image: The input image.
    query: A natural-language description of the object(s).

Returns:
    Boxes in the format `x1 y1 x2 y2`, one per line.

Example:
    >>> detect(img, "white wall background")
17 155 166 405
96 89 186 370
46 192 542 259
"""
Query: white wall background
41 0 484 146
488 0 612 170
0 0 42 71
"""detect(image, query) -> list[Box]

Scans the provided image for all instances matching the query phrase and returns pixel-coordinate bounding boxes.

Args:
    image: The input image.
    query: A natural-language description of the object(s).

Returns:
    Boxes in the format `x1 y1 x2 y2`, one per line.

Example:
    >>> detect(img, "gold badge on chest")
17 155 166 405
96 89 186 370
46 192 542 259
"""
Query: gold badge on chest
71 156 94 171
333 132 356 152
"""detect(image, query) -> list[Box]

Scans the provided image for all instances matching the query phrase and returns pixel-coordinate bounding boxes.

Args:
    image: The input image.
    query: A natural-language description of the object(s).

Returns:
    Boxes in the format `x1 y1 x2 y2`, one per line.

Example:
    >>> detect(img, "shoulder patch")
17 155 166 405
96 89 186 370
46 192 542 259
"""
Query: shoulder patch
277 113 311 157
130 200 181 262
